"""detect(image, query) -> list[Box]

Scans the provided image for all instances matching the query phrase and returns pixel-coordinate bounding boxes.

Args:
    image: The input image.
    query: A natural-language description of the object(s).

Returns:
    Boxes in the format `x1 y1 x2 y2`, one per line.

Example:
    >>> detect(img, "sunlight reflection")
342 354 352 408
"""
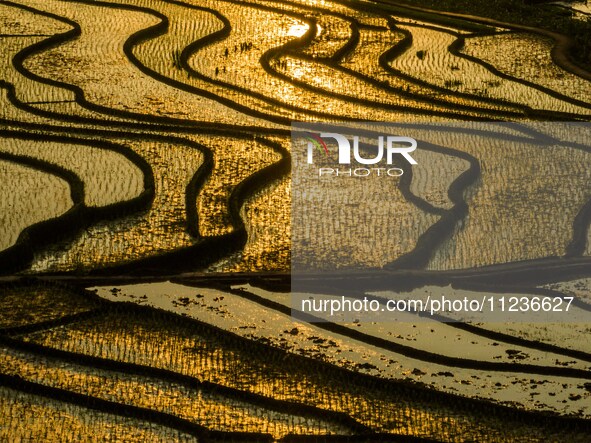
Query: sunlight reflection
287 23 309 38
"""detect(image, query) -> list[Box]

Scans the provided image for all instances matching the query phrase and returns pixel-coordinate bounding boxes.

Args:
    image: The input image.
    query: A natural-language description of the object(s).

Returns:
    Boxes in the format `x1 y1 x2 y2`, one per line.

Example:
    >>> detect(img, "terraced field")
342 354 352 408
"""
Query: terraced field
1 0 591 441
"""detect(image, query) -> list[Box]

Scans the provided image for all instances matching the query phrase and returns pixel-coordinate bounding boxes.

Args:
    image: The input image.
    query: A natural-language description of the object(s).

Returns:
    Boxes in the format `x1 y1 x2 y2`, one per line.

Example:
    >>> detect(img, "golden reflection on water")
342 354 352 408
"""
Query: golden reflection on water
12 309 512 439
0 387 198 442
0 160 71 251
2 0 591 439
30 140 203 272
0 348 350 438
287 23 309 38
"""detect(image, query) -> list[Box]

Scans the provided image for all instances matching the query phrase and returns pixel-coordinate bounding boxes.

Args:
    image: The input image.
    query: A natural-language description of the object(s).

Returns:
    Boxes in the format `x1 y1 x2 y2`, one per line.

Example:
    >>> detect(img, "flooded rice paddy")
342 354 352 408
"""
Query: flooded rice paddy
1 0 591 441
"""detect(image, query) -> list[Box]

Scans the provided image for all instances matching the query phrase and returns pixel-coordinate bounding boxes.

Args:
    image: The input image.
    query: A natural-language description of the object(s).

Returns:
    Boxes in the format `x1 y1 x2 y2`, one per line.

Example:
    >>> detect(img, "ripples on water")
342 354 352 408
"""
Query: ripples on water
1 0 591 440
